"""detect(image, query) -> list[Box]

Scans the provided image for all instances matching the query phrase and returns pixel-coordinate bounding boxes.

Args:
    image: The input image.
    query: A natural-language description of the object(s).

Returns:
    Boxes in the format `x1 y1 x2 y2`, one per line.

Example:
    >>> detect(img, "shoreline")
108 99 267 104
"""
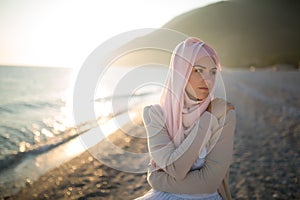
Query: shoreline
8 113 152 200
0 107 146 198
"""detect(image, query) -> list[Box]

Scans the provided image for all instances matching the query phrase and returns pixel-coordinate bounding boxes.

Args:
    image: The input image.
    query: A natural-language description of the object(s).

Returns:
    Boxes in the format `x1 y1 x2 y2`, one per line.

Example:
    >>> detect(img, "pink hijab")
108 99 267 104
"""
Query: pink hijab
160 37 221 147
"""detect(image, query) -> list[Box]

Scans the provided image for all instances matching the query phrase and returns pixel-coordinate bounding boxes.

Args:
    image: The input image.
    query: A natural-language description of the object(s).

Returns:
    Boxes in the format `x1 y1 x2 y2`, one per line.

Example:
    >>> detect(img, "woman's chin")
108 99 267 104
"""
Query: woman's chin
196 94 209 100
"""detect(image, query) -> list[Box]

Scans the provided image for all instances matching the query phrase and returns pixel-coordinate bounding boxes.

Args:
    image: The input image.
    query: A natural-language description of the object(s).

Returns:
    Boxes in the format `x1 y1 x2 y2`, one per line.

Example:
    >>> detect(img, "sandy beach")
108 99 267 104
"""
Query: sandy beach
6 69 300 200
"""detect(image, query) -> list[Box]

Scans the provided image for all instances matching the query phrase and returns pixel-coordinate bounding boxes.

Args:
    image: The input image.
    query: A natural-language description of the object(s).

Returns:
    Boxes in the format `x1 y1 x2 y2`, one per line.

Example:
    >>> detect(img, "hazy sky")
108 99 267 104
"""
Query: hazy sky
0 0 223 68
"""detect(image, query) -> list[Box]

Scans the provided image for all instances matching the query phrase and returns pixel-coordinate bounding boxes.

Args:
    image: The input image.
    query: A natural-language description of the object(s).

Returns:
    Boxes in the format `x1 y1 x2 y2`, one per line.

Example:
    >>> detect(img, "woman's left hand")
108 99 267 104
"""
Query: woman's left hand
226 102 235 113
207 98 235 119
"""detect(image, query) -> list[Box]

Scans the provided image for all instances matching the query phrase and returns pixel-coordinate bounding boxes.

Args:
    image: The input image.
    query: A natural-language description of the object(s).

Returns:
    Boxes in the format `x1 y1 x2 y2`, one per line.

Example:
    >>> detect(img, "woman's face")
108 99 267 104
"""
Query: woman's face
186 56 217 101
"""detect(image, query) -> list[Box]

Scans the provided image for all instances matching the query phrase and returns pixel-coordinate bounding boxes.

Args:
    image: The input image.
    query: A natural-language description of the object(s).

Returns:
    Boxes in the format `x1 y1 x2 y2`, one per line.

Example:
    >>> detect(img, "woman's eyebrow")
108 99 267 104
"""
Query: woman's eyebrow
193 65 206 68
193 65 217 70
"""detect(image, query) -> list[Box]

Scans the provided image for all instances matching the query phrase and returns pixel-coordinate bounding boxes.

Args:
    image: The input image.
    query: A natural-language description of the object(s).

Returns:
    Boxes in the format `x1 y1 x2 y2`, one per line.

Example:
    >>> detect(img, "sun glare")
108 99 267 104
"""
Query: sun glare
0 0 223 68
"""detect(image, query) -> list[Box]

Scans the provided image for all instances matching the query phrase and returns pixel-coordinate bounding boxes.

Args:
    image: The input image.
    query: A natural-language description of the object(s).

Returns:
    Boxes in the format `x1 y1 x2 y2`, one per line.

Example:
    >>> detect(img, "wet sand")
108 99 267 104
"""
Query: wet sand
7 70 300 200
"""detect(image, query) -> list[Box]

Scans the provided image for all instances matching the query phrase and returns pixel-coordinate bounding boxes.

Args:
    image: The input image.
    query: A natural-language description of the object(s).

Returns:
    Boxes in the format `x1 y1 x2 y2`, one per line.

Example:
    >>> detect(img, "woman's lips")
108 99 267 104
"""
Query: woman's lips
198 87 208 90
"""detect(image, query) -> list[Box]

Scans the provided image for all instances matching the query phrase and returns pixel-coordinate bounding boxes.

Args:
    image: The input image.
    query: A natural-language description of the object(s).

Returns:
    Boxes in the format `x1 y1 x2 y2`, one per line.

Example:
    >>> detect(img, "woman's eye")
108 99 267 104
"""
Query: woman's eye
211 70 217 75
195 68 203 73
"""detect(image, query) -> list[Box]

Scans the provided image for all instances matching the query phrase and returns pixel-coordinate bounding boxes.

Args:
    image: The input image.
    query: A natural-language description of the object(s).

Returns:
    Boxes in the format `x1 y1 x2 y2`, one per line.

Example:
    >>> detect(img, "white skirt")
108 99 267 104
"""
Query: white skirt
135 189 223 200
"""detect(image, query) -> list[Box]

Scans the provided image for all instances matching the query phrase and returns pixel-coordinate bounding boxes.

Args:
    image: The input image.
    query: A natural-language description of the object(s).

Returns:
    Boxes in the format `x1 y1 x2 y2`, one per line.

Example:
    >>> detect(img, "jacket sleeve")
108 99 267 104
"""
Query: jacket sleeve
147 110 236 194
143 105 218 180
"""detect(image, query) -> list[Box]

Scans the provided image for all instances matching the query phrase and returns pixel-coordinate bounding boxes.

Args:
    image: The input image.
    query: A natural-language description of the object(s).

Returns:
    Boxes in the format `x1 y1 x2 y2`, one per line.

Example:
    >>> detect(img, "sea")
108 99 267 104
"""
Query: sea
0 65 168 197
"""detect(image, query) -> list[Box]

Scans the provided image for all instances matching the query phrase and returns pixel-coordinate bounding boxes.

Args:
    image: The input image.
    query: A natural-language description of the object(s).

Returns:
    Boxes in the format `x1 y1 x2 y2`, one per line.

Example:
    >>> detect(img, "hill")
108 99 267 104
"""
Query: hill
114 0 300 68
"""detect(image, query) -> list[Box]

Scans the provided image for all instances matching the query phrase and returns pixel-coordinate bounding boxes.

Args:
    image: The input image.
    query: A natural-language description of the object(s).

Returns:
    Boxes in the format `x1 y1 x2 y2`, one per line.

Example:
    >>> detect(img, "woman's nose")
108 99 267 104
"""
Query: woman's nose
200 71 213 81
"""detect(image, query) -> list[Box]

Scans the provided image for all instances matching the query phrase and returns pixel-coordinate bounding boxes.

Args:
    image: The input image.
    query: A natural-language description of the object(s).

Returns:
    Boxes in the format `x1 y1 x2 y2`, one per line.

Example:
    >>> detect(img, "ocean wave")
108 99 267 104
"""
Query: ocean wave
0 103 130 173
0 99 64 114
0 87 159 176
0 125 82 173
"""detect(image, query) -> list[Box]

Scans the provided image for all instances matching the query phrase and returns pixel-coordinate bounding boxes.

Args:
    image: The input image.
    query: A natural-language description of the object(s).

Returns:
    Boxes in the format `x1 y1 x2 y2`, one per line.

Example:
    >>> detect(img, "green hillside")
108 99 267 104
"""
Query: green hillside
114 0 300 68
163 0 300 67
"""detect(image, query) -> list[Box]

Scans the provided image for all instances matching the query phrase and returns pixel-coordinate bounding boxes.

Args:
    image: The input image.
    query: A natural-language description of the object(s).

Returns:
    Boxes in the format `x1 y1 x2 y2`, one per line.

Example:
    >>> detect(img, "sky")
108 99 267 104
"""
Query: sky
0 0 223 68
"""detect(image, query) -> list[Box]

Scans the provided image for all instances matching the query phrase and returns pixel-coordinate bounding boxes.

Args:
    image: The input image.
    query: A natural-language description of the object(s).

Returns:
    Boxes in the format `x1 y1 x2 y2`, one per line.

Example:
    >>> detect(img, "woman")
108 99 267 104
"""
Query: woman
136 37 236 200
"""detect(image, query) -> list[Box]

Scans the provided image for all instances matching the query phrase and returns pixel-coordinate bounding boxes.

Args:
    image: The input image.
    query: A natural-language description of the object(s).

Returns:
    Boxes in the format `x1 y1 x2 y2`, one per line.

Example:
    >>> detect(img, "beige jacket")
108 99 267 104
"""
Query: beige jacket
142 104 236 200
